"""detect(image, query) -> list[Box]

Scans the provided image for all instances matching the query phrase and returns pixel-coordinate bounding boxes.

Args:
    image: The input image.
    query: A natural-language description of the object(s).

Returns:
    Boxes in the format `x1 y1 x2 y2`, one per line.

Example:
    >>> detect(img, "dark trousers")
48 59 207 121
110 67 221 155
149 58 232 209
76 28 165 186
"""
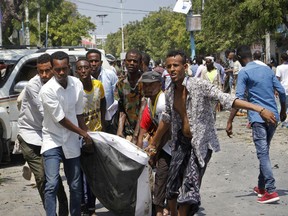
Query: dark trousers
18 135 68 216
81 171 96 211
153 150 171 207
166 131 212 206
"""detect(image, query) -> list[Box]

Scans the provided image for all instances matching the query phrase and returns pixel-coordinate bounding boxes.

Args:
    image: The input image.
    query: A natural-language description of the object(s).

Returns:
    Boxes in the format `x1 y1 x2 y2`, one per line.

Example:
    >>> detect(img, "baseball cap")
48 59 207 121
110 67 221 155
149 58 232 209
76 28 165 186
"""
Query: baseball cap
105 54 116 63
141 71 162 83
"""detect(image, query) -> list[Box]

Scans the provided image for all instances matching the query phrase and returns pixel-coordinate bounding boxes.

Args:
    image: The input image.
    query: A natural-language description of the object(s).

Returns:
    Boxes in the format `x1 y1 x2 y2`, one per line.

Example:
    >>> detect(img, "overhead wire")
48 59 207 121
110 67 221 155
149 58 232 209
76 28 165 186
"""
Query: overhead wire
77 7 147 15
71 0 153 13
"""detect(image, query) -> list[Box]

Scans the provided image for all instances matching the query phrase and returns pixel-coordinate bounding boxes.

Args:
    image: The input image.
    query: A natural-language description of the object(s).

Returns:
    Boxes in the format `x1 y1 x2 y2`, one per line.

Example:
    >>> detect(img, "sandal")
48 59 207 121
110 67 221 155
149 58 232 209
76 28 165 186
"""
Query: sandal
163 208 170 216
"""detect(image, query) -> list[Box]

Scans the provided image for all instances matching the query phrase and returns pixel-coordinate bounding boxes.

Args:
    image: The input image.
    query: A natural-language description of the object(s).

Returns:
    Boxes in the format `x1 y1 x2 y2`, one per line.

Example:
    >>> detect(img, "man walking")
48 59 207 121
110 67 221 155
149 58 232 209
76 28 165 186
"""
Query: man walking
40 51 93 216
148 50 277 215
276 52 288 127
223 49 235 93
17 53 68 215
226 45 286 204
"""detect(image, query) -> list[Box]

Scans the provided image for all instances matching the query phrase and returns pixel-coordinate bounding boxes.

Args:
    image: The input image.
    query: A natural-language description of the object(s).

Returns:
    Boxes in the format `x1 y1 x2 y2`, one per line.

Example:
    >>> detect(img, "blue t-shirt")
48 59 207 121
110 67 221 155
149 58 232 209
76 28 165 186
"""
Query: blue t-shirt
191 64 199 77
236 62 285 123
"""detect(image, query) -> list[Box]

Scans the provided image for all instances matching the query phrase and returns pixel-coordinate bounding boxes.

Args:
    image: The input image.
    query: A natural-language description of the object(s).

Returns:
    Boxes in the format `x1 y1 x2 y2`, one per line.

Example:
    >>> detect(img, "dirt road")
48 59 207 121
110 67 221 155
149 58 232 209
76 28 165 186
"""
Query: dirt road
199 111 288 216
0 111 287 216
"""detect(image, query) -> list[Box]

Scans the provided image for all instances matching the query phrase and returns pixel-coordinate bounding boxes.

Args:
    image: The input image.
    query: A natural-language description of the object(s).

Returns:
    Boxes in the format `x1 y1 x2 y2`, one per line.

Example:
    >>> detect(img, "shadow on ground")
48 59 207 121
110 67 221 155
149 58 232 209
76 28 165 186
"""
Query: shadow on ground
195 207 207 216
0 154 25 168
234 188 288 199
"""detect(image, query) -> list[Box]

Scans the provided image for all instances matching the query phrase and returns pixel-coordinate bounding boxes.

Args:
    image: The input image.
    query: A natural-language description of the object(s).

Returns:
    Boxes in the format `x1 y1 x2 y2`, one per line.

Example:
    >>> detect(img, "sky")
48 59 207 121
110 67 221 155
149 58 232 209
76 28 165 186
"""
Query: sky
70 0 177 35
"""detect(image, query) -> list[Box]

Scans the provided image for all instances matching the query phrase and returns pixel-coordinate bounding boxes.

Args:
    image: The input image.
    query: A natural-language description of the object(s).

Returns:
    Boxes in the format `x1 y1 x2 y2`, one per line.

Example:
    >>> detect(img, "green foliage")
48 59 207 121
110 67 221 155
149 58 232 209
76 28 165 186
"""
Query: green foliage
105 0 288 57
0 0 95 46
47 1 95 46
104 7 190 60
197 0 288 53
191 0 204 14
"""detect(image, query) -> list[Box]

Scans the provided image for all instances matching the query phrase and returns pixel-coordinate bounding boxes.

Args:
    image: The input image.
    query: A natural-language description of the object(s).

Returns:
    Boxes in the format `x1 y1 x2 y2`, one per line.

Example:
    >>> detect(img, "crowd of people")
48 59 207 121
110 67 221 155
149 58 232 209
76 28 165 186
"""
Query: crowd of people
17 46 287 216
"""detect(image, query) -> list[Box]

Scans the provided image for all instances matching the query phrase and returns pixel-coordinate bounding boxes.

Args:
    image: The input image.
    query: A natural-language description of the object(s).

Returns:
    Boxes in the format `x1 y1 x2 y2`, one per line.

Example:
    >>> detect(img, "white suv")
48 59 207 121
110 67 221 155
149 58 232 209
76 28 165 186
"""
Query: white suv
0 48 111 162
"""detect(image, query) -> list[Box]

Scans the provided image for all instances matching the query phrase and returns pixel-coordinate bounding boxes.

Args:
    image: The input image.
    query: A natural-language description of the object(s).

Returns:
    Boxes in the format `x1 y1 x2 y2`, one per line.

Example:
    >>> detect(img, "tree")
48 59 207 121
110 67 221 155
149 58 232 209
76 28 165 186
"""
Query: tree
104 0 205 59
0 0 95 46
1 0 23 44
104 7 190 60
196 0 288 53
105 31 122 55
47 1 95 46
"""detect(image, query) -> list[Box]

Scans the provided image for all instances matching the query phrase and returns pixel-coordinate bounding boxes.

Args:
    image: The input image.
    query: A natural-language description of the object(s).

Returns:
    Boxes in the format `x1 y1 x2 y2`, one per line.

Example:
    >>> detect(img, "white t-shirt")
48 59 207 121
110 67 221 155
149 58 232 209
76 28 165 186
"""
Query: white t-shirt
254 60 268 67
276 63 288 95
195 64 205 78
233 60 243 75
40 76 84 159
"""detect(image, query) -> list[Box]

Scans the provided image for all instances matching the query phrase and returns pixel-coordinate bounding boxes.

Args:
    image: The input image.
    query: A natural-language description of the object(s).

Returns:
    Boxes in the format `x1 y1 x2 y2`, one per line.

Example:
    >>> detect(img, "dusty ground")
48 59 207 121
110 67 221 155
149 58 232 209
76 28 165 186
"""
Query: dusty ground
198 111 288 216
0 111 287 216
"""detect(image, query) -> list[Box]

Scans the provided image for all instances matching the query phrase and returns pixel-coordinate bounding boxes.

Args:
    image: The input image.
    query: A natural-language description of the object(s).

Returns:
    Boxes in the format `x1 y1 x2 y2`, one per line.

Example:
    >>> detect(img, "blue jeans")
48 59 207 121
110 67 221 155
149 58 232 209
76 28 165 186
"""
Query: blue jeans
252 122 276 193
43 147 82 216
286 95 288 113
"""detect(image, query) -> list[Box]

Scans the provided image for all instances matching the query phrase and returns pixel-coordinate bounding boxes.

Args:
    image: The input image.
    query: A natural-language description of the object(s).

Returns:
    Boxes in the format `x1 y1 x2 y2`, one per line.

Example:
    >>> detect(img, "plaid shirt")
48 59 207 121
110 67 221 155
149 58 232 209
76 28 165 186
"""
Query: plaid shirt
162 77 235 167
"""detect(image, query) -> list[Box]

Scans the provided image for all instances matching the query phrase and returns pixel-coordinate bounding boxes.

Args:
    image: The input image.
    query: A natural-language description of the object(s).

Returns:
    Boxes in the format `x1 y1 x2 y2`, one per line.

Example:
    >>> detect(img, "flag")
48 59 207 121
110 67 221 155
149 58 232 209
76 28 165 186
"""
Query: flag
173 0 192 14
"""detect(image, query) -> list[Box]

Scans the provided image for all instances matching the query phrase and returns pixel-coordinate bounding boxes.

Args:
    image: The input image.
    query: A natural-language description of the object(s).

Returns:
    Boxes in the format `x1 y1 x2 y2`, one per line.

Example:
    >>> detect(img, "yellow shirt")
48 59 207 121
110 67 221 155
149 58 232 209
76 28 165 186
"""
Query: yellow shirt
83 80 105 131
206 68 218 83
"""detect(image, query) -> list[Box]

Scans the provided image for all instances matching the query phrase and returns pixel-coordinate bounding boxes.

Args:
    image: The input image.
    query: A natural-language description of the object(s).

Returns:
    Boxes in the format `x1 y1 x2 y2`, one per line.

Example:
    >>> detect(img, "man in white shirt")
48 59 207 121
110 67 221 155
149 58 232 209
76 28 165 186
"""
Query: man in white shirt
253 50 268 66
17 53 68 215
40 51 93 216
194 62 205 78
276 52 288 123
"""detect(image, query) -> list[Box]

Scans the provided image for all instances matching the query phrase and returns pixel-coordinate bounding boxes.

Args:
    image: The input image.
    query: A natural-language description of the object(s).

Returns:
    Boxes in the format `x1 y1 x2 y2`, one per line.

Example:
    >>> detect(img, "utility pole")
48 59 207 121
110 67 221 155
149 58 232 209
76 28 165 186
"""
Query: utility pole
37 1 41 46
96 14 108 48
97 14 108 26
202 0 205 10
265 32 271 64
185 0 201 59
0 5 2 46
25 0 30 45
120 0 125 56
45 14 49 47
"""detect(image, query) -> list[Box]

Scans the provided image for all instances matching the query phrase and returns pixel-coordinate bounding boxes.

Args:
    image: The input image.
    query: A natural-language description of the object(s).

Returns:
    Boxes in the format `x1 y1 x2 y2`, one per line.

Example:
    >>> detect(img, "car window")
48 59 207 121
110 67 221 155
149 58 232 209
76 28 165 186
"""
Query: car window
10 59 38 94
69 55 78 77
1 63 14 88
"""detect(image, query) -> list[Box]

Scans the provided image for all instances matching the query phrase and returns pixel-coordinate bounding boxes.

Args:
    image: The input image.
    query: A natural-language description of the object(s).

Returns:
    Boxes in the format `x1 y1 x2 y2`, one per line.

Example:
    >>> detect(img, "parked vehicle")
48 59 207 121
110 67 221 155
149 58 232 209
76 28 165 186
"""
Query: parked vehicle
0 47 110 162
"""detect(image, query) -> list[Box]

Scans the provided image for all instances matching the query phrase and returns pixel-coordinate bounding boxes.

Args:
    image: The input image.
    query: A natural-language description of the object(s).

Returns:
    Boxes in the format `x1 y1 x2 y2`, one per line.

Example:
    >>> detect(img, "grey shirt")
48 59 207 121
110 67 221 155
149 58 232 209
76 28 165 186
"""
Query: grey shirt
18 75 43 146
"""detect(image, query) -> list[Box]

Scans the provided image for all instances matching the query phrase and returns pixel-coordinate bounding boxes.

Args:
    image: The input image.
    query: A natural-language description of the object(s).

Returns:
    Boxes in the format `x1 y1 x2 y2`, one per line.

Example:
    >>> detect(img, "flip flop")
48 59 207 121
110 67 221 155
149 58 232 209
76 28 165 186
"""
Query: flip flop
163 208 170 216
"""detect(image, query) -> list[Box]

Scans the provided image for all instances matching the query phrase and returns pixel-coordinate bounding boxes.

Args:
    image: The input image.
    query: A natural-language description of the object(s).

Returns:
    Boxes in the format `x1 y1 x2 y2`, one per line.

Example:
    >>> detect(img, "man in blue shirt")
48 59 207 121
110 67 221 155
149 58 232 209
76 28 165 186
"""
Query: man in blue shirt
226 45 286 204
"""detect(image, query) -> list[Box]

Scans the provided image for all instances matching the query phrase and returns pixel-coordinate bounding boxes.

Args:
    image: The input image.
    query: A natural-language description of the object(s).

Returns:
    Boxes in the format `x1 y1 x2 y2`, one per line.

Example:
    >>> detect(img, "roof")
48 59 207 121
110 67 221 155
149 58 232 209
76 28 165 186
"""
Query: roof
0 49 38 62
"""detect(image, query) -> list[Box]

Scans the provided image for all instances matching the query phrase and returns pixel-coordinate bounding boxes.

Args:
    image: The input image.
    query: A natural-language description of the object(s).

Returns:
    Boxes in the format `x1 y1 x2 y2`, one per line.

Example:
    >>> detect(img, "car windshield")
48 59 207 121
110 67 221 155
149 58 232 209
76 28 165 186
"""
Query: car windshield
0 49 38 88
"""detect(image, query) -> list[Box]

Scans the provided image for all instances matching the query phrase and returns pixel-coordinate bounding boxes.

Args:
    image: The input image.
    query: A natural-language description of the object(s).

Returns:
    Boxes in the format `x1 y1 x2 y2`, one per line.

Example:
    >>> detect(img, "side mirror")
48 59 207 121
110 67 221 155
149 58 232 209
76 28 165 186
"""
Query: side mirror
14 81 28 93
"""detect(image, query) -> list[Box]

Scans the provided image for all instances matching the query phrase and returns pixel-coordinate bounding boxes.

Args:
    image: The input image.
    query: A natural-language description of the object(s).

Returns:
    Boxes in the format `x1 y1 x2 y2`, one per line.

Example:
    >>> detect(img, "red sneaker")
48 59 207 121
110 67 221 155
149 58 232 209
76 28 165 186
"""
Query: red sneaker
253 186 266 198
257 191 280 204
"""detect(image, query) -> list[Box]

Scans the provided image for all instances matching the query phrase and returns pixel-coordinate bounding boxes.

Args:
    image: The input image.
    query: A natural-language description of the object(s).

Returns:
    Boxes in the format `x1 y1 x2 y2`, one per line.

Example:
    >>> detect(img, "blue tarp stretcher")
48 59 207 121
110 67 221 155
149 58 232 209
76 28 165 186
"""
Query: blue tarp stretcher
81 132 152 216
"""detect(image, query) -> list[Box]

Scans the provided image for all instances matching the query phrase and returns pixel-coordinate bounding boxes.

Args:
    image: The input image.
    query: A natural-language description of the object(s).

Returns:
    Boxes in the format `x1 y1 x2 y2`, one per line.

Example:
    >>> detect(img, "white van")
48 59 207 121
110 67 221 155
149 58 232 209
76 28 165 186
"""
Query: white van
0 48 111 162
